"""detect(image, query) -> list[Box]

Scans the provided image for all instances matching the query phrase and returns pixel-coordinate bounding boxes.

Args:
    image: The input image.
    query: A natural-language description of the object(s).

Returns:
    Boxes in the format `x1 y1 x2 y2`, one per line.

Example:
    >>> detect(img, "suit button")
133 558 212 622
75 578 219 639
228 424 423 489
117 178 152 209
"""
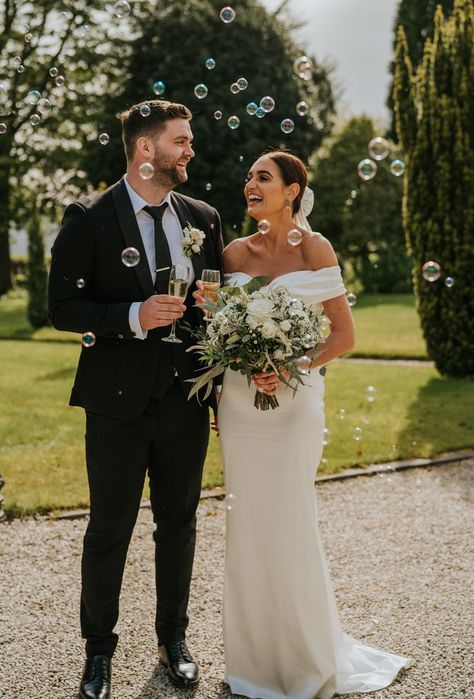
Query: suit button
117 389 123 396
118 334 124 339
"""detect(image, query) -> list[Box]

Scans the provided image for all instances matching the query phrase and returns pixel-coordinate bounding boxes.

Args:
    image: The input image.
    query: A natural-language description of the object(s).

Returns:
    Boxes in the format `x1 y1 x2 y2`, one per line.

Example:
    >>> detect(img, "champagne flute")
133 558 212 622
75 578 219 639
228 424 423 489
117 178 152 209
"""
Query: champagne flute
200 269 221 320
162 264 190 344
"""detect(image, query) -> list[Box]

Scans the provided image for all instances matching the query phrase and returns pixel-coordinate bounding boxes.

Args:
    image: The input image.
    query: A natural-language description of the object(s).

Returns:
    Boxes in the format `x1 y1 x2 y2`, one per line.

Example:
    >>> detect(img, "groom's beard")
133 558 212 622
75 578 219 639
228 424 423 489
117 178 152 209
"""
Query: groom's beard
152 152 189 189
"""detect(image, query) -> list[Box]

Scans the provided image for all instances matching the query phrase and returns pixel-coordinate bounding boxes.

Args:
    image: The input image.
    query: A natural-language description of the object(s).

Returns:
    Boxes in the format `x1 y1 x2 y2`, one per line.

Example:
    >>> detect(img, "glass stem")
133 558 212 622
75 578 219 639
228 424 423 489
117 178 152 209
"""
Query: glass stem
169 319 177 339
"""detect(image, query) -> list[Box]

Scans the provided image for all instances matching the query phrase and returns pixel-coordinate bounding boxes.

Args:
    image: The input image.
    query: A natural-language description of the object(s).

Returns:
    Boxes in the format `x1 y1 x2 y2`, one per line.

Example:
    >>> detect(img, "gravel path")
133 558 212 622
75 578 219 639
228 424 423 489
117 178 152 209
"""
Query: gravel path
1 459 472 699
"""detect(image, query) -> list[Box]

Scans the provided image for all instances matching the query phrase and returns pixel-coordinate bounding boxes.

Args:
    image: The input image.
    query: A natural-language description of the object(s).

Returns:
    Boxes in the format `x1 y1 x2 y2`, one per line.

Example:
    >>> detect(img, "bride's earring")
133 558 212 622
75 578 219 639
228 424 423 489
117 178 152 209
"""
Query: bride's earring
283 199 292 224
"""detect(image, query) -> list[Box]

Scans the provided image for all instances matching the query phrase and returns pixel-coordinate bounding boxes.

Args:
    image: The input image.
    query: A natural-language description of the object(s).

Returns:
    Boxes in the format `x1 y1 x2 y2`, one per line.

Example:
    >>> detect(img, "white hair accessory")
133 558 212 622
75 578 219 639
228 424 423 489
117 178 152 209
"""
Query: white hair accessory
301 186 314 217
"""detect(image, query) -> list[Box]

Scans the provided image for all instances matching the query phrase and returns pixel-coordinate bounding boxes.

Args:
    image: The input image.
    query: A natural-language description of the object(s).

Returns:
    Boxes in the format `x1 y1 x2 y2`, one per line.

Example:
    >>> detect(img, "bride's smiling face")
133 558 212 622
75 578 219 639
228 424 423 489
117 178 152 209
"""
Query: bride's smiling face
244 155 297 221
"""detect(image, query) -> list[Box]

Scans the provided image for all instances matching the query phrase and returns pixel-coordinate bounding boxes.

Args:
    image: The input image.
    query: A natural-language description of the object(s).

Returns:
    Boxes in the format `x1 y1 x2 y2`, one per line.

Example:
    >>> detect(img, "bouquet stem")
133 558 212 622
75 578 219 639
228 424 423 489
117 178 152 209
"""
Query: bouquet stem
254 390 280 410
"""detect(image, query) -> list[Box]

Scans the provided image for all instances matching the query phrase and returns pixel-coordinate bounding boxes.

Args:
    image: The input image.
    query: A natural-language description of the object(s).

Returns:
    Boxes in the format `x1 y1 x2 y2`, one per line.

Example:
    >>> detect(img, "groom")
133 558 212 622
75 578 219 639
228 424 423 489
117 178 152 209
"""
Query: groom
48 100 224 698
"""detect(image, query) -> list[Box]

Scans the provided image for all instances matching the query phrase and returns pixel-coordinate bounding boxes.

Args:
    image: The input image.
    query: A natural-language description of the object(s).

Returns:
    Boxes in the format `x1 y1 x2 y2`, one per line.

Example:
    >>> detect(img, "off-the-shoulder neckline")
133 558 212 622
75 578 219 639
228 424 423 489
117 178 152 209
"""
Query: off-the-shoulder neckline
224 266 340 285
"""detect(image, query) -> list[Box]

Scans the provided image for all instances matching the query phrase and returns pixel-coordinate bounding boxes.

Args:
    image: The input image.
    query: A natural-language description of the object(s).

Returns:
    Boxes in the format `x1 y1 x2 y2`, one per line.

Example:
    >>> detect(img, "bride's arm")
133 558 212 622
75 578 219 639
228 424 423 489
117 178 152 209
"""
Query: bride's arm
310 294 355 368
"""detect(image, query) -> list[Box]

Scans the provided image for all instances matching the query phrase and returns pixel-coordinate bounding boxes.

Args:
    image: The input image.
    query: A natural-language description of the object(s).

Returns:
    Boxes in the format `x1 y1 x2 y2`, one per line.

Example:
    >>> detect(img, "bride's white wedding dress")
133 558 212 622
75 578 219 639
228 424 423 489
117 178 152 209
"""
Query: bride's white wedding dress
218 268 411 699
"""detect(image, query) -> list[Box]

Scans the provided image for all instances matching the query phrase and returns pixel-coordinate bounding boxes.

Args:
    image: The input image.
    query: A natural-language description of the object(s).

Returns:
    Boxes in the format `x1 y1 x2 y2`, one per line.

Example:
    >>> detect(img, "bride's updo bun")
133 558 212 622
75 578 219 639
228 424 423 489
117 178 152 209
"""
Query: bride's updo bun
263 150 308 214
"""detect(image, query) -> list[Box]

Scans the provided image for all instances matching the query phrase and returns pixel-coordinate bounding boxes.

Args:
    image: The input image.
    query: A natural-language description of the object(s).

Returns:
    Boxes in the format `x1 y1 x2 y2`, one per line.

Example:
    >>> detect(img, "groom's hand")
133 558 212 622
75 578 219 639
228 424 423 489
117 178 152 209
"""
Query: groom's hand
138 295 186 330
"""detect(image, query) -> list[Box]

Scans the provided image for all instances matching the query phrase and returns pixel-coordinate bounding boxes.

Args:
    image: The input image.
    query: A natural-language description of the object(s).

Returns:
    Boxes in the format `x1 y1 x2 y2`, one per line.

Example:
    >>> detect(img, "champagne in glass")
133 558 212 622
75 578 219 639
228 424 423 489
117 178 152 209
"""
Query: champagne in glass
200 269 221 319
162 264 190 344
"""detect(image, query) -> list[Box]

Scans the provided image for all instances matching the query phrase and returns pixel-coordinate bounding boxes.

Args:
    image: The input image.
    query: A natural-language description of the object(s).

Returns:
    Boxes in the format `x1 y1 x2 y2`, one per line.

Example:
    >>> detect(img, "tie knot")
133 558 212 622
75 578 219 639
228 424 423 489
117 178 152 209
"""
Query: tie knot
143 203 168 222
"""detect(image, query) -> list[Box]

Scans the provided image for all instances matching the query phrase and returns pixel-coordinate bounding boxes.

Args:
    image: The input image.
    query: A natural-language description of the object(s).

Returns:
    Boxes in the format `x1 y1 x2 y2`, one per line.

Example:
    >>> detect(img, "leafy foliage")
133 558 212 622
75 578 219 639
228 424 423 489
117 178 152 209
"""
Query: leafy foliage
309 116 410 292
26 207 48 328
393 0 474 376
78 0 336 241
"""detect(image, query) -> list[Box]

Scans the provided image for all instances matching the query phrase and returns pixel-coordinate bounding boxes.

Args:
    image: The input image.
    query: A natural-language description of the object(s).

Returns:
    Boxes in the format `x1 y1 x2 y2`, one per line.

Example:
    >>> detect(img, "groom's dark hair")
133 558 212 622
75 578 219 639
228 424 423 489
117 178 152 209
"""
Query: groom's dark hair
120 100 193 162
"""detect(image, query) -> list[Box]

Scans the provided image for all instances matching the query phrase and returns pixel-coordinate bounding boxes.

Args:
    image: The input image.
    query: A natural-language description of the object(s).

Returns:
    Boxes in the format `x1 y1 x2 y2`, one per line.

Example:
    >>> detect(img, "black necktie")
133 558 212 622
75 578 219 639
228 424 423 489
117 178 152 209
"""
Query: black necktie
143 204 172 294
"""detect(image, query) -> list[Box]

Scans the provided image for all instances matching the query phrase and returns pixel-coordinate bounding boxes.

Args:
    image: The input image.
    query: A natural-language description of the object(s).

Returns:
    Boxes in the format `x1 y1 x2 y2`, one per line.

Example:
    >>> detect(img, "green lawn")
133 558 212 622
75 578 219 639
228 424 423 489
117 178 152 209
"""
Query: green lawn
1 339 472 517
0 291 428 358
349 293 427 359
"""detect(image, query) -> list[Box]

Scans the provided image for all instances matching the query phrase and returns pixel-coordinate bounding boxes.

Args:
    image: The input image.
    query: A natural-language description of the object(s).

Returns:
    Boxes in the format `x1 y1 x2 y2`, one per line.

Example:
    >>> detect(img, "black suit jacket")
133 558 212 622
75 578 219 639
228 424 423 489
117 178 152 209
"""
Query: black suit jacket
48 177 224 419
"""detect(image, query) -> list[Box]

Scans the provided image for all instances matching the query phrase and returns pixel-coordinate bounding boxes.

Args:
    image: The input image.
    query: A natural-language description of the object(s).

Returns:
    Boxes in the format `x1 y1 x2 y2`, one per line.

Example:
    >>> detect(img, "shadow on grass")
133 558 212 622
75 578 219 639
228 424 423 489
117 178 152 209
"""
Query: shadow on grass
355 293 416 309
38 366 76 381
397 374 474 459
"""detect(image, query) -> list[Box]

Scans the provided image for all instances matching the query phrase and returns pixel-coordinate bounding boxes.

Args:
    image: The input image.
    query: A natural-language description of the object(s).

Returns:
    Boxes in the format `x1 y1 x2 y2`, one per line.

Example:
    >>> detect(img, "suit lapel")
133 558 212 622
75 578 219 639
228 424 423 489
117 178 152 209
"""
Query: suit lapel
112 178 155 298
171 192 206 283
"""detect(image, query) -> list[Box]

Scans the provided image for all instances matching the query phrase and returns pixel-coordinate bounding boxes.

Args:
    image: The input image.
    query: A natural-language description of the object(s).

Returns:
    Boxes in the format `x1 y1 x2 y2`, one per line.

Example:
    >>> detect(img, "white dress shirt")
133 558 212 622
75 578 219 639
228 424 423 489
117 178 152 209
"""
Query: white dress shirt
124 176 195 340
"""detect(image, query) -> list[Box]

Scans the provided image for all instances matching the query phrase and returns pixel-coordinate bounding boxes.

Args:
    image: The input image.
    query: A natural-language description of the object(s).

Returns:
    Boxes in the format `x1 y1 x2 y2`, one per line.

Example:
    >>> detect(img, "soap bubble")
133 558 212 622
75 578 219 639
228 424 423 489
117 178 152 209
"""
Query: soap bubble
227 115 240 130
55 75 65 87
237 77 248 90
246 102 258 116
82 332 96 348
205 57 216 70
230 82 240 94
281 118 295 134
368 136 390 161
30 114 41 126
421 260 441 282
256 108 266 118
346 292 357 307
296 101 308 116
114 0 131 18
121 247 141 267
26 90 41 105
260 96 275 113
225 493 237 510
295 355 312 375
0 83 7 99
353 426 363 441
49 67 58 77
366 385 376 402
323 427 330 446
357 159 377 181
293 55 313 80
24 33 33 43
17 65 25 73
78 24 89 38
239 155 244 162
220 6 236 23
98 132 110 145
390 159 405 177
444 275 454 288
258 219 271 235
214 110 223 120
140 103 151 117
194 83 208 99
76 278 85 289
152 80 165 96
138 162 154 180
37 98 51 115
205 183 212 191
337 408 346 420
12 56 22 67
0 123 7 134
288 229 302 246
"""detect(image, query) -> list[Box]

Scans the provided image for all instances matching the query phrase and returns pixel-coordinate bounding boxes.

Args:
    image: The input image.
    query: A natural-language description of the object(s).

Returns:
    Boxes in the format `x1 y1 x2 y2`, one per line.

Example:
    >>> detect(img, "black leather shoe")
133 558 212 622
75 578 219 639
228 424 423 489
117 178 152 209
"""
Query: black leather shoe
79 655 112 699
159 640 200 687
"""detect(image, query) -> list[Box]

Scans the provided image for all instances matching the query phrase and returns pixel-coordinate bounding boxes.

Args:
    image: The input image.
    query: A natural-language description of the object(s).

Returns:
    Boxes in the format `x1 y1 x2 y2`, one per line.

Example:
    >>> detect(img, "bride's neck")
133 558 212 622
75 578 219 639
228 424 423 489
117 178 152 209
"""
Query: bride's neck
258 217 296 251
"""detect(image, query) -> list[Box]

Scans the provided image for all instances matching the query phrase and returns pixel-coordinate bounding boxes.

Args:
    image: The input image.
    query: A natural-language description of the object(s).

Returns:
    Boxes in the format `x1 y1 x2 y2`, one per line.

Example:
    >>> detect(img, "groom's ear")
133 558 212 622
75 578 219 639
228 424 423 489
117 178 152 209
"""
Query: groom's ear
136 136 154 160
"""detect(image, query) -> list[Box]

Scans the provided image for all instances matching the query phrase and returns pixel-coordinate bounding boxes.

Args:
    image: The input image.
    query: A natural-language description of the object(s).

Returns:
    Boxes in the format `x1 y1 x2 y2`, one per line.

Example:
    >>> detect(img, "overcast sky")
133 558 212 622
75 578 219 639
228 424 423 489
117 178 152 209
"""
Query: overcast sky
261 0 400 124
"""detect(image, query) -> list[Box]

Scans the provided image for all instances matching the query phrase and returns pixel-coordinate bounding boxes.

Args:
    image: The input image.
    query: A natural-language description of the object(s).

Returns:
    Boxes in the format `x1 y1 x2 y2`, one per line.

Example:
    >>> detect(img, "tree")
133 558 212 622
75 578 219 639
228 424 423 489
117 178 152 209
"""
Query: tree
393 0 474 376
386 0 454 139
26 205 48 328
0 1 128 295
78 0 336 241
309 116 409 292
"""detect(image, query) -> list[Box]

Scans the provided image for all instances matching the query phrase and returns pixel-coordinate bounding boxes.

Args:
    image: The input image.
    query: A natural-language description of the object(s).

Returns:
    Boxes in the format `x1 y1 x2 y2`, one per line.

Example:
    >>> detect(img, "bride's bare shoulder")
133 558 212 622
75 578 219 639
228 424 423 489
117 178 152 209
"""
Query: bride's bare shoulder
223 235 258 273
304 231 339 269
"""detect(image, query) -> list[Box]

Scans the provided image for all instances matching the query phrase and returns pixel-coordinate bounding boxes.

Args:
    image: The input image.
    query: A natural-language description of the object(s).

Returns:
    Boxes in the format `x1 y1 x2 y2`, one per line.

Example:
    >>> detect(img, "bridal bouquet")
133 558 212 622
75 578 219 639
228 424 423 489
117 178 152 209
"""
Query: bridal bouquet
186 276 326 410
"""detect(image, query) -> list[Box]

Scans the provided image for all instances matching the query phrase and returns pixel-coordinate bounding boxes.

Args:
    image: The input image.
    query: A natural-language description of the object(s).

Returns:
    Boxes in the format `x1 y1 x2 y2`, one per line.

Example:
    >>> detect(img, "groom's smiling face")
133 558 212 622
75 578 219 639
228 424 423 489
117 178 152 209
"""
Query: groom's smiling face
150 118 195 187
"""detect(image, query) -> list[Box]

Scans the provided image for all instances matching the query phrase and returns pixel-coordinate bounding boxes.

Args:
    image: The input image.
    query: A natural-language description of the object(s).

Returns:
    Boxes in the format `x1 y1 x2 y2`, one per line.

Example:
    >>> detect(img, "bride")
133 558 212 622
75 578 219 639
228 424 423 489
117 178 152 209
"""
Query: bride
208 150 411 699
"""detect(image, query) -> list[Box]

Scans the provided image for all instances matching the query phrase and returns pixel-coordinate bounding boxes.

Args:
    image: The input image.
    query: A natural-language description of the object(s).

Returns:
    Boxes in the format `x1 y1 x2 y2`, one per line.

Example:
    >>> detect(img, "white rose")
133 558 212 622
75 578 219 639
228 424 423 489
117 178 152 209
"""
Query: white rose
279 320 291 332
261 320 278 339
192 243 201 253
246 298 274 323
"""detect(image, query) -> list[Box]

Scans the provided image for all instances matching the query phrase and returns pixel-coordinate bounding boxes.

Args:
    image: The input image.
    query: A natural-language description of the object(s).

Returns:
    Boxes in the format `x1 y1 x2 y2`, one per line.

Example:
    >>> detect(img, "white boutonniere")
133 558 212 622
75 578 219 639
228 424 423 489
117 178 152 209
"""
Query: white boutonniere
182 223 206 258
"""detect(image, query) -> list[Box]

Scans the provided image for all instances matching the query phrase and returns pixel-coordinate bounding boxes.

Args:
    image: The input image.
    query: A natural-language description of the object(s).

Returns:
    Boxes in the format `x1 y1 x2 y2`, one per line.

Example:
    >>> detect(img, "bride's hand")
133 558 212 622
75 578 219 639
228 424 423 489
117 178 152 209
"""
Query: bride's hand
192 280 206 307
253 369 289 396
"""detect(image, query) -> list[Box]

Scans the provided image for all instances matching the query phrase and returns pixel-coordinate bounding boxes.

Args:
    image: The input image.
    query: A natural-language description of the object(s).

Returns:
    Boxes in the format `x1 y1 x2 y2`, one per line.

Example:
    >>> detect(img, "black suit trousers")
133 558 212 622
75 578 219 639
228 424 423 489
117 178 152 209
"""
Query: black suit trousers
80 379 210 658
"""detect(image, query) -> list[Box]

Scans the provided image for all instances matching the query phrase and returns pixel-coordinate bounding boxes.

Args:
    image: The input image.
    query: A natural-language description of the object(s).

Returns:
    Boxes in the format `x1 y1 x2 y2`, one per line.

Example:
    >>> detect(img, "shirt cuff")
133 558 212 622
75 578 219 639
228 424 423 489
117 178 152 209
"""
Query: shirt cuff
129 302 148 340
